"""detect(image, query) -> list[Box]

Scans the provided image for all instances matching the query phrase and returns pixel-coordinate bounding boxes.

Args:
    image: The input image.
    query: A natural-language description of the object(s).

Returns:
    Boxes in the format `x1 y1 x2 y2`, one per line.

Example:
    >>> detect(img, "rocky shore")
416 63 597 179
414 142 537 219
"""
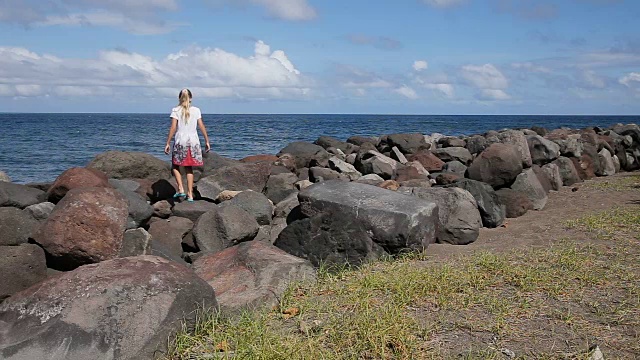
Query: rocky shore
1 123 639 359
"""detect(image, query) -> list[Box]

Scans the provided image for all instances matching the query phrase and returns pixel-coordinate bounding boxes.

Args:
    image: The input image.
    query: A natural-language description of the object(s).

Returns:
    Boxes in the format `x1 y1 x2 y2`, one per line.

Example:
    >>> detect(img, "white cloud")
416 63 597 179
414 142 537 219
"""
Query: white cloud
0 0 180 34
209 0 317 21
619 72 640 87
461 63 509 89
479 89 511 100
422 0 466 8
394 85 419 100
580 70 606 89
336 65 393 89
511 62 551 73
425 83 455 98
0 41 310 99
413 60 429 71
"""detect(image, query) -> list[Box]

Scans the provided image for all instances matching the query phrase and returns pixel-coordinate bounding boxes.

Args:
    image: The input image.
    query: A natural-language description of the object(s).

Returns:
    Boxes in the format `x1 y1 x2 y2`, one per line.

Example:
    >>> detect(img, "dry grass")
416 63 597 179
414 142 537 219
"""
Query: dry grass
582 173 640 192
167 204 640 360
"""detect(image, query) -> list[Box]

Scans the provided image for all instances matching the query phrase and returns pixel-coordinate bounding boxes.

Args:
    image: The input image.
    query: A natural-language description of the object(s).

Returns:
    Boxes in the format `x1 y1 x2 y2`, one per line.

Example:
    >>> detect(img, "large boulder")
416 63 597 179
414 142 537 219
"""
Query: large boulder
354 151 400 180
597 148 616 176
193 241 315 312
495 188 533 218
527 135 560 165
0 208 39 246
498 130 533 168
0 182 46 209
32 187 128 270
347 135 379 147
328 157 362 181
432 147 473 165
0 256 217 360
87 151 169 181
0 244 47 301
406 150 445 172
384 133 427 154
399 187 482 245
264 172 298 204
445 179 506 228
225 190 274 226
275 181 438 267
315 136 358 154
541 163 564 191
171 200 218 222
467 143 523 189
147 217 194 259
196 162 271 200
552 157 582 186
510 169 548 210
277 142 330 169
47 167 112 203
193 205 260 253
200 152 241 176
115 188 154 228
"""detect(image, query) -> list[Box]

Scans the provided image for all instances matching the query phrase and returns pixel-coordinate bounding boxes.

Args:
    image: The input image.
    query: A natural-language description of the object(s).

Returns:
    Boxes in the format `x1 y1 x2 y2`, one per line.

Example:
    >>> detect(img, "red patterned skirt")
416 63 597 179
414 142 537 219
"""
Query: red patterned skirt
172 143 203 167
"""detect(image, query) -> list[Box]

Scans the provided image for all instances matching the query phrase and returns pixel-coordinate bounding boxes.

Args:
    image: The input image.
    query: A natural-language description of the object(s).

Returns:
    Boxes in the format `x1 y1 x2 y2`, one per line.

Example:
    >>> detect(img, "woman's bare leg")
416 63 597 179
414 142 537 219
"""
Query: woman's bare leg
172 165 185 194
185 166 194 199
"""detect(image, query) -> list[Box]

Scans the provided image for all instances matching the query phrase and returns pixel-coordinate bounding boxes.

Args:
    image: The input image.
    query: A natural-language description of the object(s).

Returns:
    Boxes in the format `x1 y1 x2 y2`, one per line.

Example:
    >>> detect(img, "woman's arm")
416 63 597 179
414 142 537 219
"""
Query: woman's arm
164 118 178 154
197 118 211 153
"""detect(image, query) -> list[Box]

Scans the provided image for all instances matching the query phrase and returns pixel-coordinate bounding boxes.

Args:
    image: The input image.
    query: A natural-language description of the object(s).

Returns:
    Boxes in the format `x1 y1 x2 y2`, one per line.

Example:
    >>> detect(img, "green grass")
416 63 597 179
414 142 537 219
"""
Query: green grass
168 206 640 359
583 173 640 191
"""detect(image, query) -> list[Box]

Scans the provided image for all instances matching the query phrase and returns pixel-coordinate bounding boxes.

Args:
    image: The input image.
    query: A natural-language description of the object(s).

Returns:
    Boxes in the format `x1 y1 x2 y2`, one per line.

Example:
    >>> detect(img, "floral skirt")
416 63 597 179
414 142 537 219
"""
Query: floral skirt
172 143 203 167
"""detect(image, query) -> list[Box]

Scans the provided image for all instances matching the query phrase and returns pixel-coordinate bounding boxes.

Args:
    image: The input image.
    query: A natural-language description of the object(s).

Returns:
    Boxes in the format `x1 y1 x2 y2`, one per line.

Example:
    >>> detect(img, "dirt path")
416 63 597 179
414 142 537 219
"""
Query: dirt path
427 172 640 258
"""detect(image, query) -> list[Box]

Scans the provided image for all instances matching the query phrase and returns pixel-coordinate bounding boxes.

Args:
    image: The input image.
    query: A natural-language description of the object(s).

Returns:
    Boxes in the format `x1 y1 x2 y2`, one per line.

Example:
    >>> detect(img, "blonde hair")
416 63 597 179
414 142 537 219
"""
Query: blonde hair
178 88 192 123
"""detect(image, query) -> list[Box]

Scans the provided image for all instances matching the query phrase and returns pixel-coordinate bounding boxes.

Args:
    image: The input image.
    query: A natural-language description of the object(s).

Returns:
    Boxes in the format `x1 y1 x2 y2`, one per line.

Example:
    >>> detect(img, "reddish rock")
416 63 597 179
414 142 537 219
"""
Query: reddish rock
395 163 429 182
192 241 314 312
47 167 112 203
571 155 596 180
378 180 400 191
240 154 279 163
435 173 460 185
0 256 217 360
467 143 523 189
407 150 445 172
495 188 533 218
32 187 128 270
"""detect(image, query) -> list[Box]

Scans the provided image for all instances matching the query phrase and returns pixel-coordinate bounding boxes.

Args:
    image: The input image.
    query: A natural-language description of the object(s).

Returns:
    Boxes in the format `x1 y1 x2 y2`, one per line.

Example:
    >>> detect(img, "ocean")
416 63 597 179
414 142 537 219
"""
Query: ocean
1 113 638 184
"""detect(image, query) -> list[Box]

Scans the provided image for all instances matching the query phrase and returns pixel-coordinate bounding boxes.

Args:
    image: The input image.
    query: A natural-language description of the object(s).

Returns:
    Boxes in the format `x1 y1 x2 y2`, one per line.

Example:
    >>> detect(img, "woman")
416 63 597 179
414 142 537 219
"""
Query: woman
164 88 210 202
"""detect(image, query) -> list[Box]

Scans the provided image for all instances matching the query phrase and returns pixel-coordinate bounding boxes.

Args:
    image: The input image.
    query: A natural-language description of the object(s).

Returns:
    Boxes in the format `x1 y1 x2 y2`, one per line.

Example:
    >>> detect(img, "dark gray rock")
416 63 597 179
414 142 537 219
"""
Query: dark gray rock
295 181 438 254
354 150 399 180
466 135 489 155
399 187 482 245
273 191 300 219
193 205 260 253
438 137 466 148
225 190 274 226
196 162 271 201
0 256 217 360
193 241 315 313
314 136 358 154
115 188 153 228
541 163 563 191
384 133 428 154
87 151 170 181
0 182 46 209
442 161 467 177
467 143 523 189
119 228 153 257
432 147 473 165
510 169 548 210
309 167 350 183
527 135 561 165
147 217 194 259
171 200 218 222
277 142 330 169
265 172 298 204
108 178 141 193
445 179 506 228
0 244 47 301
347 135 379 147
328 157 362 180
201 151 241 176
23 202 55 222
0 208 40 246
552 156 583 186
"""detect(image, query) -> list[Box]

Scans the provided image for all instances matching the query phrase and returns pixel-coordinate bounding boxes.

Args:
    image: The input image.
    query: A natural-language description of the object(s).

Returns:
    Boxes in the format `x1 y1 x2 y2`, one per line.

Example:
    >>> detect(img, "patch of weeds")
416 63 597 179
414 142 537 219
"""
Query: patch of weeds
583 173 640 191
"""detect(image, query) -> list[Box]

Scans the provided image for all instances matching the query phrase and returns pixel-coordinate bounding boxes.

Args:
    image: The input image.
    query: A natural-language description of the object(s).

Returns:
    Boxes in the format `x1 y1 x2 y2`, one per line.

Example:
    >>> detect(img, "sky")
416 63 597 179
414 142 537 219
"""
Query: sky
0 0 639 114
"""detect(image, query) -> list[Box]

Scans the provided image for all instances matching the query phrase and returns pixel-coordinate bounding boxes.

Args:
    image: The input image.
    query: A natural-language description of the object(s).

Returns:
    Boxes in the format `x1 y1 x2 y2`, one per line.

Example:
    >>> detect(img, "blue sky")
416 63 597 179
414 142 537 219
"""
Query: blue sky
0 0 639 114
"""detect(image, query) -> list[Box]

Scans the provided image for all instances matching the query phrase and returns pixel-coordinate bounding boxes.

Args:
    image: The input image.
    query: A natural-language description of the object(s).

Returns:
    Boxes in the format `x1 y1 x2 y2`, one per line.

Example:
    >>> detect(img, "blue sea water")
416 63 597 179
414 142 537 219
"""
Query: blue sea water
0 113 638 184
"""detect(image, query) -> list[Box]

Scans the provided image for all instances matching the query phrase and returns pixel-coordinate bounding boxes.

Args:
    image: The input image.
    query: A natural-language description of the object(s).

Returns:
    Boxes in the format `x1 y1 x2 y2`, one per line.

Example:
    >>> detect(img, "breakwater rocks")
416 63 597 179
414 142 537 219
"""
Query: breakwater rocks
1 123 639 359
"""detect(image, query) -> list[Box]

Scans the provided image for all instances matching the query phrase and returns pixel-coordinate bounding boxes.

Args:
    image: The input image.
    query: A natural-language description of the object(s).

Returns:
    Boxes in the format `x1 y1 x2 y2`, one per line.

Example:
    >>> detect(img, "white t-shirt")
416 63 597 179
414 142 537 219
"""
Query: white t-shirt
170 106 202 146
